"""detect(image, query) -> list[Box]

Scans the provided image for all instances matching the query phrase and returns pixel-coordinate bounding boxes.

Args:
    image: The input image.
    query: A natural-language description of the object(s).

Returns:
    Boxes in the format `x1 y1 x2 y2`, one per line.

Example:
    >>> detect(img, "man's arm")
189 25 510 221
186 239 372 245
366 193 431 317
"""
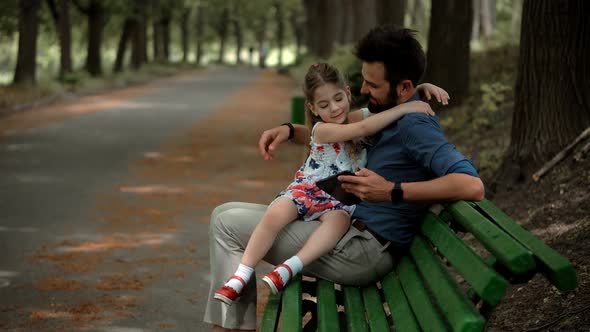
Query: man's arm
258 124 309 160
339 168 484 203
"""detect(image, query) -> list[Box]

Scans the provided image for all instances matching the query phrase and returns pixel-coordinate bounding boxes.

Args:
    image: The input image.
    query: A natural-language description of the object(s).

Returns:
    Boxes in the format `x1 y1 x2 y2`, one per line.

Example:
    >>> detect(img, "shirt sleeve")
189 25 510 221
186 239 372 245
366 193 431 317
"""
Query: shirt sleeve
399 114 479 177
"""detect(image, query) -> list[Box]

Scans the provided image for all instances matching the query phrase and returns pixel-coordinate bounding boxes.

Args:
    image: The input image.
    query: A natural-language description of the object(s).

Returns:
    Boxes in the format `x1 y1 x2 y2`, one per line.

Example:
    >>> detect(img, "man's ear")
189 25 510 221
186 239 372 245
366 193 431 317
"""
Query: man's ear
397 80 416 102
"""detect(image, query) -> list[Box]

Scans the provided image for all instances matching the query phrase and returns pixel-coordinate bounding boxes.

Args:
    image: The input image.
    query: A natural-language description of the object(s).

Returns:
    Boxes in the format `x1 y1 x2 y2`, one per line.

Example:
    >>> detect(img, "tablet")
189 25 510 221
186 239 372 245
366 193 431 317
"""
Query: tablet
316 171 361 206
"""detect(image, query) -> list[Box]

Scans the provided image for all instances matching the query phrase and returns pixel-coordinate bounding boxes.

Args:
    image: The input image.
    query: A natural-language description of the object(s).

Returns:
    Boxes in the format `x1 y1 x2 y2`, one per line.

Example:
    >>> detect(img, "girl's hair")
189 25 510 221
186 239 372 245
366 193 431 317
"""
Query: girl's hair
302 63 361 169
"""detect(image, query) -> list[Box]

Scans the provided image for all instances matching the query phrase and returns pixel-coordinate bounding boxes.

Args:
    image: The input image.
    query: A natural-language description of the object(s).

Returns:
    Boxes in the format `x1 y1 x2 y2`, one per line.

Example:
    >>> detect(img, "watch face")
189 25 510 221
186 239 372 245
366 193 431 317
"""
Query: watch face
391 183 403 203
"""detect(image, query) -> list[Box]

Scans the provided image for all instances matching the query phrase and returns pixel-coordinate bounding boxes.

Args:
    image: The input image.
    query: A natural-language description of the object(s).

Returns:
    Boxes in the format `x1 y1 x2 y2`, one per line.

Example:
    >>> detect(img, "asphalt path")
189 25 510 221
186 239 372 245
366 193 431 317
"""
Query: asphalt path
0 67 265 331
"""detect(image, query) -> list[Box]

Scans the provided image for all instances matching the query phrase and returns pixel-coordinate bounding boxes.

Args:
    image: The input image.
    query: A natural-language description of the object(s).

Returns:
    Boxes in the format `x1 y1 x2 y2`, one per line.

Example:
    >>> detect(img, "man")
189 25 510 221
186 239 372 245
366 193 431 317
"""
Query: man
204 25 484 332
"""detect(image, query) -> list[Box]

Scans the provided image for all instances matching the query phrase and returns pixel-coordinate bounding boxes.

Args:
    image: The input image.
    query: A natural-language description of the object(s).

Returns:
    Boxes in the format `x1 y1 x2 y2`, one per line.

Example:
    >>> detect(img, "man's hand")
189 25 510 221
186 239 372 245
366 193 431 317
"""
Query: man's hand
258 125 290 160
338 168 394 202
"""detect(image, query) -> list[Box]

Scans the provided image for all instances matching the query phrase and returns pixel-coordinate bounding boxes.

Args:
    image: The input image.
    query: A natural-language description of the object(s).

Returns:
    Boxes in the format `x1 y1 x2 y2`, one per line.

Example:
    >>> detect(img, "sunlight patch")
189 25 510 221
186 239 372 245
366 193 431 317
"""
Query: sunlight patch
119 185 187 194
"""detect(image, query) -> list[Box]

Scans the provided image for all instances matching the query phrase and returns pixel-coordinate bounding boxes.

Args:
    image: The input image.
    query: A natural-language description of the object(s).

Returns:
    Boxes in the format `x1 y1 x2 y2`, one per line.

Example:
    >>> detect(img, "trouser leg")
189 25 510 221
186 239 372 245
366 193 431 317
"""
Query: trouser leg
203 202 395 329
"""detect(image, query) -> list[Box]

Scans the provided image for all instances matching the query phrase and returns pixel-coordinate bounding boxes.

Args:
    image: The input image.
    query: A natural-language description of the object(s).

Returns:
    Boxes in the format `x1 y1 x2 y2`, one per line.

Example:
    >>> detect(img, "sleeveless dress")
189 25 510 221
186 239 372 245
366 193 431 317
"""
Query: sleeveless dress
272 120 368 221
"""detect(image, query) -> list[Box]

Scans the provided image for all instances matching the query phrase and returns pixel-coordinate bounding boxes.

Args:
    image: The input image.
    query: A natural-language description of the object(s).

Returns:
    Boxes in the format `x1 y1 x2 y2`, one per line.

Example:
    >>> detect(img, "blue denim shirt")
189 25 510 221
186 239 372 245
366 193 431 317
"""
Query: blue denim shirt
351 94 478 252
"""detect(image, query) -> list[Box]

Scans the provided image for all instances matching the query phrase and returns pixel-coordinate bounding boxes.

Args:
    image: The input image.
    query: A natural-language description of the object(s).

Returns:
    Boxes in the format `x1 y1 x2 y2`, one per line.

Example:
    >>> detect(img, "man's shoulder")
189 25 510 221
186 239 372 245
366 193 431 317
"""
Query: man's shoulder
398 113 441 131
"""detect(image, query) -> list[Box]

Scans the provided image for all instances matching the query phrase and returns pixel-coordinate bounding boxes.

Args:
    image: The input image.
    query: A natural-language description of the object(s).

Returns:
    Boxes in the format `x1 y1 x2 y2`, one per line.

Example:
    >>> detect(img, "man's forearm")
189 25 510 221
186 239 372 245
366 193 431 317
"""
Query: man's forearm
401 173 484 203
292 124 310 145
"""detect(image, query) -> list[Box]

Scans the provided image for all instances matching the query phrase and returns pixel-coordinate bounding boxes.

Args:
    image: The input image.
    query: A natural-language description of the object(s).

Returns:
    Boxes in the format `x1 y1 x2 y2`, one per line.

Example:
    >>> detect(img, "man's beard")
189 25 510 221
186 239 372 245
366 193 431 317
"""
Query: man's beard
367 91 399 113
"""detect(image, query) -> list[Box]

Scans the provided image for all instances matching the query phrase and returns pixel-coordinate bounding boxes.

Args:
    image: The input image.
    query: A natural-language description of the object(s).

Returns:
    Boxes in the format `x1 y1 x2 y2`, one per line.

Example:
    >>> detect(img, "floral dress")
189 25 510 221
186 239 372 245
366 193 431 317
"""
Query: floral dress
272 121 368 221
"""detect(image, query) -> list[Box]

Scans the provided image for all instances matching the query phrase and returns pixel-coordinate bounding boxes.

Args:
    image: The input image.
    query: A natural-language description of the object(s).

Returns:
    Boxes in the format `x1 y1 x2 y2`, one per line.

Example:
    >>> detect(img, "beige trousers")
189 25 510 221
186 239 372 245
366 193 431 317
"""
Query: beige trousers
203 202 395 330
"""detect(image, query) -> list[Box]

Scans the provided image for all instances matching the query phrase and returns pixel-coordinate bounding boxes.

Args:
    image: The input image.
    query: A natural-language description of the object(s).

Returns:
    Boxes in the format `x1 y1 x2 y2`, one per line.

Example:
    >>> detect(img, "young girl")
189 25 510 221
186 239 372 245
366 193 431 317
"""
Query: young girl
214 63 441 304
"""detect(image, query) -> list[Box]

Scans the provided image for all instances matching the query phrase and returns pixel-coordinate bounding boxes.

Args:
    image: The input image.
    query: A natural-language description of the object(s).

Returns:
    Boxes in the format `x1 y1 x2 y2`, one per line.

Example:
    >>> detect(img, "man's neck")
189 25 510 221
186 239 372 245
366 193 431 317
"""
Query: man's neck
398 88 418 104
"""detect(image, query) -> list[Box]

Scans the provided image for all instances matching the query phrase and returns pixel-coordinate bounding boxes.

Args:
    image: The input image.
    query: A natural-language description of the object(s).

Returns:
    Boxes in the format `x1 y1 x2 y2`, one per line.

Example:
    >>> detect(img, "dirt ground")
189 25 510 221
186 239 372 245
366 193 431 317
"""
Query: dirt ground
1 69 588 331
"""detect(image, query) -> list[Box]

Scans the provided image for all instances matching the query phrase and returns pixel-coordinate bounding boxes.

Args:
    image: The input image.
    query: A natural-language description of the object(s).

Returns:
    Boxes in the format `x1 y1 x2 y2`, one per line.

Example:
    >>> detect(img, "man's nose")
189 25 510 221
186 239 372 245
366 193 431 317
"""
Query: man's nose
360 81 369 94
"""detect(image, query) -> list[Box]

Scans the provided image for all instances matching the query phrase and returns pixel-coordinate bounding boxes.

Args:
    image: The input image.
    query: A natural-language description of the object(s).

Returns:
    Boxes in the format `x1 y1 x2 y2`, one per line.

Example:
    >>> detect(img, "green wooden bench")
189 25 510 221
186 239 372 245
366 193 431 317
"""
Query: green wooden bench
260 199 578 332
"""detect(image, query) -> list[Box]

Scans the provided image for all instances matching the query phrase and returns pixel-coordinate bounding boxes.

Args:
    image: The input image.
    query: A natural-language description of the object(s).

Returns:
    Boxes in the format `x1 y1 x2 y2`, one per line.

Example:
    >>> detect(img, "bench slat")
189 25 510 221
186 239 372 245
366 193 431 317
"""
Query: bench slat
446 201 535 275
474 199 578 292
260 293 281 332
317 279 340 331
343 286 370 332
410 236 485 332
281 274 302 332
421 212 508 306
362 286 390 332
397 256 448 332
381 272 421 332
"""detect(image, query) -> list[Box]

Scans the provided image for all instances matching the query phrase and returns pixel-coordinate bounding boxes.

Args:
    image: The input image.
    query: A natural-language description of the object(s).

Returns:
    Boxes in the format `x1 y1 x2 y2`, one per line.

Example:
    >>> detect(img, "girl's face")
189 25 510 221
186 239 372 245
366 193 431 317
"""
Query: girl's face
310 83 351 124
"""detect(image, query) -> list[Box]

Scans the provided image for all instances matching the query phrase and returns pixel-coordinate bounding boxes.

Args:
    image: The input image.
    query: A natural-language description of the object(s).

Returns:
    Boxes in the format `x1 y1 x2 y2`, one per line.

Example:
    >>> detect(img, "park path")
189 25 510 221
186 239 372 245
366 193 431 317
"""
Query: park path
0 68 304 331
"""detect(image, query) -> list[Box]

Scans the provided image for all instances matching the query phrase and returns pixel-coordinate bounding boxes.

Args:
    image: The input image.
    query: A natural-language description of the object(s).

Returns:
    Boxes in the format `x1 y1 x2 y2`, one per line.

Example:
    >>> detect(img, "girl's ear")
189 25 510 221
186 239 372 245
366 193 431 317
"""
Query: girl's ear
306 102 314 112
345 85 352 100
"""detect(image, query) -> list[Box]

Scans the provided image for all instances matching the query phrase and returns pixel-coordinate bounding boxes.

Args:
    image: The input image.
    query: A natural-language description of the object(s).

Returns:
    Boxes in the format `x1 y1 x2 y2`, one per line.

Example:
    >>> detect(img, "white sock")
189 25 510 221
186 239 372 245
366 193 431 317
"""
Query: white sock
225 263 254 293
276 256 303 284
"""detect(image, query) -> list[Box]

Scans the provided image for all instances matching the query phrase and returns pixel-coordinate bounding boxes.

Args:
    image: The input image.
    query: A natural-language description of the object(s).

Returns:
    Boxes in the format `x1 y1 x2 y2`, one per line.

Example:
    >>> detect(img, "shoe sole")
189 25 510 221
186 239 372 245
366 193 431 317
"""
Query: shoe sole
214 293 235 305
262 275 280 295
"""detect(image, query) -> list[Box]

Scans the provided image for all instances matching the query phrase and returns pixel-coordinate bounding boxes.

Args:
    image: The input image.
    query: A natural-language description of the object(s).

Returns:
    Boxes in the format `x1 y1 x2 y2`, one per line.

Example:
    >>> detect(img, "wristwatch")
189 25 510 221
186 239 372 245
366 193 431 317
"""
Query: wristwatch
390 182 404 203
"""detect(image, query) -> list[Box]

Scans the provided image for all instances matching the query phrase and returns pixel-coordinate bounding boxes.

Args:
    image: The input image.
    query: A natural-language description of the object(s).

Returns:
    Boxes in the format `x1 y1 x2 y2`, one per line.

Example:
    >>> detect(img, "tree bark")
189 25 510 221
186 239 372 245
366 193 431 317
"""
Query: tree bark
47 0 73 79
181 9 190 62
289 10 303 63
274 0 284 67
217 7 229 63
352 0 377 42
410 0 423 26
195 4 204 65
495 0 590 184
425 0 472 104
377 0 406 26
113 17 134 73
480 0 495 39
472 0 481 40
13 0 41 85
84 0 104 76
340 0 354 45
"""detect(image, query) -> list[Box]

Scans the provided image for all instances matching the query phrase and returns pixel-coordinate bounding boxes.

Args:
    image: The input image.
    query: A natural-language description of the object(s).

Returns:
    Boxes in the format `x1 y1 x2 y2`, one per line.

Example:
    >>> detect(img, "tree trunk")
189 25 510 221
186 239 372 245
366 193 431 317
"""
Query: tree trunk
352 0 377 42
274 0 284 67
195 4 204 65
377 0 406 26
152 0 164 62
181 9 190 62
289 10 303 63
510 0 521 35
217 7 229 64
340 0 354 45
472 0 480 40
162 16 171 61
480 0 495 39
13 0 41 85
410 0 423 26
495 0 590 184
255 15 267 68
113 17 134 73
47 0 73 79
425 0 472 104
85 0 104 76
130 0 147 69
302 0 318 56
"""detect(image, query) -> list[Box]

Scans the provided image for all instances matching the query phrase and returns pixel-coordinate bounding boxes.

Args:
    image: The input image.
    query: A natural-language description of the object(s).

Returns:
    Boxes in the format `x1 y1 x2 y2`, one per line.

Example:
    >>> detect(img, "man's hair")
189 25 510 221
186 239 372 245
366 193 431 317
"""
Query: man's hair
354 24 426 87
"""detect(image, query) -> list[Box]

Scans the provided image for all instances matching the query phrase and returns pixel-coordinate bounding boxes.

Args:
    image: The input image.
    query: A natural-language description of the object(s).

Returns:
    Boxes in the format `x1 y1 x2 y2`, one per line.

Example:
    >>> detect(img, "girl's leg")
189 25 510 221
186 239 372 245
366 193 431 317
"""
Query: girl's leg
296 210 350 265
263 210 350 294
241 198 298 267
215 198 298 303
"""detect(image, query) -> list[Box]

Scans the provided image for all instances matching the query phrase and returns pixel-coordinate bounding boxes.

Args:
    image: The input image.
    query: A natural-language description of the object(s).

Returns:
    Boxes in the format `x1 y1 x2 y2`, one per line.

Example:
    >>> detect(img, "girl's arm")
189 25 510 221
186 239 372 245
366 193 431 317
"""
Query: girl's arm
314 101 433 144
346 83 450 124
417 83 450 105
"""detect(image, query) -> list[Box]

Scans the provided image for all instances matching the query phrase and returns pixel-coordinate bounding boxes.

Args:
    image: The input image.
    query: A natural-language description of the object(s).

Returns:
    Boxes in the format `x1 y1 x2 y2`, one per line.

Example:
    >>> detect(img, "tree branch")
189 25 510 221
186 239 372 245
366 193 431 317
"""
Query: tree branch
532 126 590 181
71 0 88 14
46 0 59 24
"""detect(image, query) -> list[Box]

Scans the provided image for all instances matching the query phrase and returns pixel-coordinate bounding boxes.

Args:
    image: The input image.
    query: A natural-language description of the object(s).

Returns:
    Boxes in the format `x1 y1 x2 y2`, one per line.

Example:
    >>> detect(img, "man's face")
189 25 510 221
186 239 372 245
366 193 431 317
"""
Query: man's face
360 62 397 113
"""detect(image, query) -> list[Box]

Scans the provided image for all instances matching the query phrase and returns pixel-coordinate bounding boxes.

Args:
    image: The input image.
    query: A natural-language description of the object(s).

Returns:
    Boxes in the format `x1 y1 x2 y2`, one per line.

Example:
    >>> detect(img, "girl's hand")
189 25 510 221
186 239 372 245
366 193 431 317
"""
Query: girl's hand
417 83 450 105
396 101 435 116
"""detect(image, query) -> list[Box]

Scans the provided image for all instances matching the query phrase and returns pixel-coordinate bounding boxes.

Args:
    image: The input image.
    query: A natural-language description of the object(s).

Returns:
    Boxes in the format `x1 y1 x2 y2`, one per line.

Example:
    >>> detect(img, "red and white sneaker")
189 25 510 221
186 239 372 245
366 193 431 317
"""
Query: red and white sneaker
262 264 293 295
214 275 246 305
